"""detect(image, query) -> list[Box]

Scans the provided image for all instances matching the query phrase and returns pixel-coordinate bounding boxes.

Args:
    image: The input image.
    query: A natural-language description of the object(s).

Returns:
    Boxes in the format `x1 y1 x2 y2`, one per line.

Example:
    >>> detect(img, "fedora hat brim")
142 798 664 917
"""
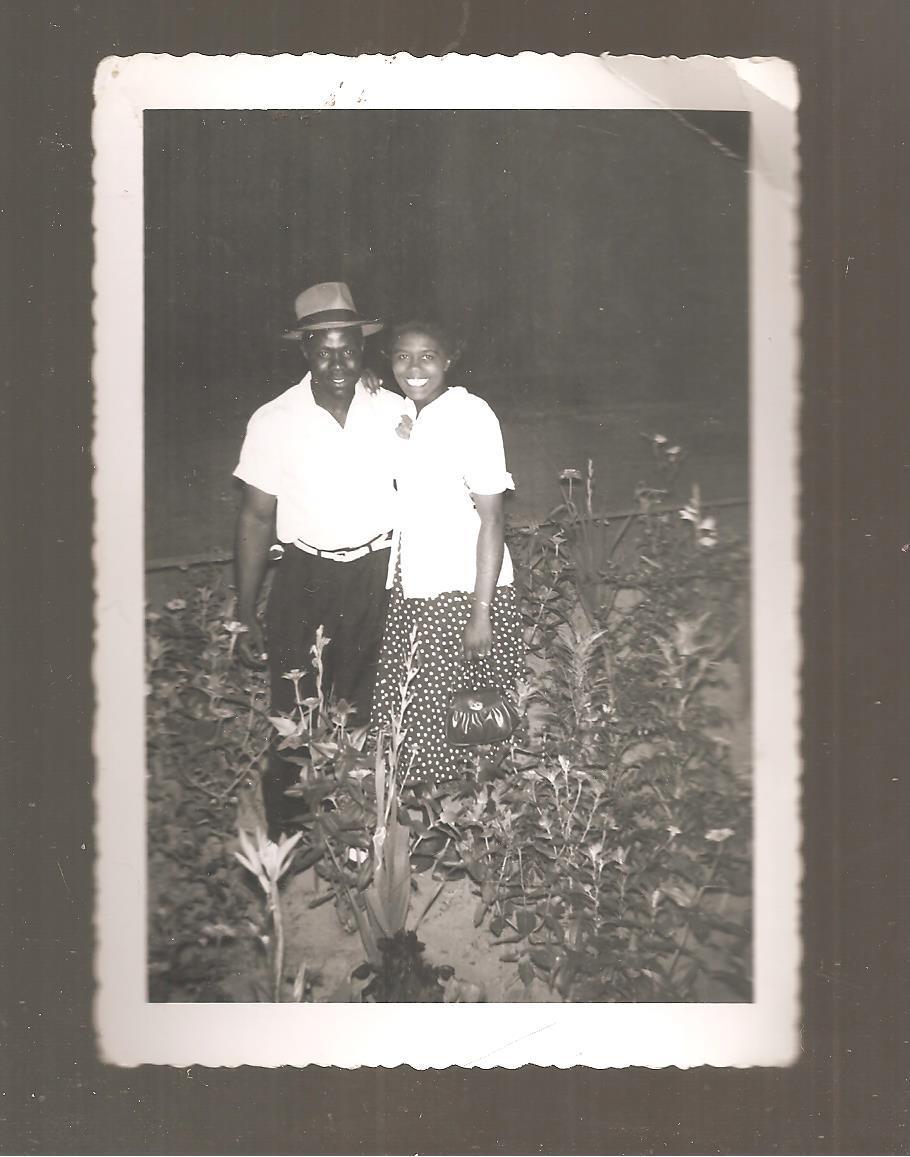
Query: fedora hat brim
282 309 383 340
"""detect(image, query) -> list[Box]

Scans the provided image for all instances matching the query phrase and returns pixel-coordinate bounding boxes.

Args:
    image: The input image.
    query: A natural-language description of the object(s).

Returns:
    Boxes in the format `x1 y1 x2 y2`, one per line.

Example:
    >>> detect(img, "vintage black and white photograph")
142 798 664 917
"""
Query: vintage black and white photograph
93 54 799 1067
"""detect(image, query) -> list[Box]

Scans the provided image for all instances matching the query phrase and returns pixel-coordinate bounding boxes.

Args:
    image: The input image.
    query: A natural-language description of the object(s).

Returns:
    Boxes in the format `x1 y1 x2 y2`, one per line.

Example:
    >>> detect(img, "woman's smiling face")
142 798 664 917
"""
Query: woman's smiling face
389 330 450 410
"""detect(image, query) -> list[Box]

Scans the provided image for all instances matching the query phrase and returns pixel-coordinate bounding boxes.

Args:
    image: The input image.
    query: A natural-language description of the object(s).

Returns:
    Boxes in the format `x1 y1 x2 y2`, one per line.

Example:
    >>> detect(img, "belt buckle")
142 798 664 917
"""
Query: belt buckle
298 532 389 561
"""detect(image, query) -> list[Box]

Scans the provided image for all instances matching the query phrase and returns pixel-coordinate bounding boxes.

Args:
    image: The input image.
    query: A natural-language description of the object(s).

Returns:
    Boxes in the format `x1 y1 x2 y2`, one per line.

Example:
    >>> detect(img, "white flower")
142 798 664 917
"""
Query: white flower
310 624 331 656
234 826 303 896
559 467 582 481
165 598 187 612
200 921 237 941
679 483 702 524
705 827 735 843
697 517 718 548
674 612 711 657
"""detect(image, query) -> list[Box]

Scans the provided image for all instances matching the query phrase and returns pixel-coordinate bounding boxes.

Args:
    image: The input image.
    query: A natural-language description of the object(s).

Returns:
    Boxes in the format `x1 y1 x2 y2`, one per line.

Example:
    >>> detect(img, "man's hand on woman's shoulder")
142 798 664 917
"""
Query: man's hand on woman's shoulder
361 367 385 394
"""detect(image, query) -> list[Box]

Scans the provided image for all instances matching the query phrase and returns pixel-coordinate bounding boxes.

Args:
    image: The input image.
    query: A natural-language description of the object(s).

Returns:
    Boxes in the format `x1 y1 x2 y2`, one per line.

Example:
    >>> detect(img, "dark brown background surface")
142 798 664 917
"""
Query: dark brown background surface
144 107 749 562
2 1 908 1153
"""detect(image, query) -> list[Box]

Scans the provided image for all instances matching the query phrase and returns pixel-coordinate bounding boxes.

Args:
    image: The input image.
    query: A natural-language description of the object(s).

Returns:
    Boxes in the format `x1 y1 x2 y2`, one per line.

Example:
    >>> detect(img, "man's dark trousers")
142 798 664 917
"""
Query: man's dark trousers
262 544 391 837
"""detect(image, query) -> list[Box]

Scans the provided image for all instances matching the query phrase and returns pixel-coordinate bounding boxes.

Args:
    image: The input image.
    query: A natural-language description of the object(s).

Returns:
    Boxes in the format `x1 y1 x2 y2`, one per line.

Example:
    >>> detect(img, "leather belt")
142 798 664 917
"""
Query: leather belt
292 530 393 563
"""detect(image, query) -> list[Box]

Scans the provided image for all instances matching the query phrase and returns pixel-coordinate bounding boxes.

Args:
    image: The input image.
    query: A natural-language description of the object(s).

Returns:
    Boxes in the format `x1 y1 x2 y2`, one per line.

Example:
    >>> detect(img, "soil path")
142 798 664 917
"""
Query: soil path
282 869 558 1003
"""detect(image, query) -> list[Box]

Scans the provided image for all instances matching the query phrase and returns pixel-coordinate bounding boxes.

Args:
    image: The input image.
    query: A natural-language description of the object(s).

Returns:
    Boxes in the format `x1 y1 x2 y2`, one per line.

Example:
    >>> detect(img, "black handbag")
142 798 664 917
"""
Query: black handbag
446 661 521 746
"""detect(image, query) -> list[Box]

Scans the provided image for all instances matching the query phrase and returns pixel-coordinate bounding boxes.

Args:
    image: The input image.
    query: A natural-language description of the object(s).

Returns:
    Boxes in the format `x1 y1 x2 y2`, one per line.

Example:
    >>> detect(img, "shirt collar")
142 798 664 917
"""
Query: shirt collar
405 386 460 421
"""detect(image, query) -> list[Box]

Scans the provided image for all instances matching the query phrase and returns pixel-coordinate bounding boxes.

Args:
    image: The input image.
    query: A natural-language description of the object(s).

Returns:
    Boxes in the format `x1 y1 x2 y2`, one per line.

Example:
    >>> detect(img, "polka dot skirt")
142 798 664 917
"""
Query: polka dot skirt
371 573 525 785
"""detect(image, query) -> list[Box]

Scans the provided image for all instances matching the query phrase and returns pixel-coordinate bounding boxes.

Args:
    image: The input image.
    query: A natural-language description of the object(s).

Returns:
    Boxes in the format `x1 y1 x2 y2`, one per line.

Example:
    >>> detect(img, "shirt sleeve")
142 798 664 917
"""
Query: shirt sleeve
461 395 515 495
233 405 282 496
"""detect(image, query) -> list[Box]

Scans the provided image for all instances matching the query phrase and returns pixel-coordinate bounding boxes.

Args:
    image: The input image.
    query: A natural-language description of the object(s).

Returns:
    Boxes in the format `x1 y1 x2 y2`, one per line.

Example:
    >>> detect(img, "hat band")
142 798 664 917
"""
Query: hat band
292 308 365 330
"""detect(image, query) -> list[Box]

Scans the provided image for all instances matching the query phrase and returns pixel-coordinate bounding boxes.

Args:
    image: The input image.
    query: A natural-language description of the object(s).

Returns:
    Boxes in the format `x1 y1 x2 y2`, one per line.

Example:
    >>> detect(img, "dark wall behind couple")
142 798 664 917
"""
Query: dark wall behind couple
144 110 748 561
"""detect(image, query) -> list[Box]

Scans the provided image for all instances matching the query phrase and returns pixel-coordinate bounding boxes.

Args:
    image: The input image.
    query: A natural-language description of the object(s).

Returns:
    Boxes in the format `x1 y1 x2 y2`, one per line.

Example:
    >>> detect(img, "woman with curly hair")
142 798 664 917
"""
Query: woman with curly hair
371 320 524 785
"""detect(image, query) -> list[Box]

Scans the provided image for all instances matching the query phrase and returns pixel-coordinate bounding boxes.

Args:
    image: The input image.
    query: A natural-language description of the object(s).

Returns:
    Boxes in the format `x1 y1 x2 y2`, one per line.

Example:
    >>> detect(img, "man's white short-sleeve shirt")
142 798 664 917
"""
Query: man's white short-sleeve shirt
234 375 403 550
392 387 515 599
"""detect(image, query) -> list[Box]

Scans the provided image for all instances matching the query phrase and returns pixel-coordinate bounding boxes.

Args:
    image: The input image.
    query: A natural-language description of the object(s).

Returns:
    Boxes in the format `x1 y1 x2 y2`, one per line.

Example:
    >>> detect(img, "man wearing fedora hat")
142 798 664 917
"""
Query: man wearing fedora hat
233 282 403 837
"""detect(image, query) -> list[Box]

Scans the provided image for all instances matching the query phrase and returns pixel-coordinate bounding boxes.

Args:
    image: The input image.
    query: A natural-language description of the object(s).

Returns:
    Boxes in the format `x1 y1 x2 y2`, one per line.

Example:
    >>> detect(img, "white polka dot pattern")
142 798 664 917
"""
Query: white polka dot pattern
372 573 524 784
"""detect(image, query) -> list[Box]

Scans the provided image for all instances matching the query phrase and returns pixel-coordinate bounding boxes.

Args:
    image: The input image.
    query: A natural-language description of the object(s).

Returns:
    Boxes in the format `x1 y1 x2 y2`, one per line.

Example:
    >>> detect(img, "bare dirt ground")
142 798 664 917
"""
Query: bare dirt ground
279 871 551 1003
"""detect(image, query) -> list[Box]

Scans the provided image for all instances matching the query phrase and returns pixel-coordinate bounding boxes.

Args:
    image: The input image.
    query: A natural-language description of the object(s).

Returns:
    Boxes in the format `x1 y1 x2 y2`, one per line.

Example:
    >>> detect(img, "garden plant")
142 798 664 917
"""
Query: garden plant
146 438 750 1002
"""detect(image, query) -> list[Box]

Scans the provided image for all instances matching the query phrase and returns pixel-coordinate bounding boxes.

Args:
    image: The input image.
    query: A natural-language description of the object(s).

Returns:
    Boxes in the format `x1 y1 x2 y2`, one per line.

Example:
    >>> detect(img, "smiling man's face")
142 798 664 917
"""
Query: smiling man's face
303 327 365 396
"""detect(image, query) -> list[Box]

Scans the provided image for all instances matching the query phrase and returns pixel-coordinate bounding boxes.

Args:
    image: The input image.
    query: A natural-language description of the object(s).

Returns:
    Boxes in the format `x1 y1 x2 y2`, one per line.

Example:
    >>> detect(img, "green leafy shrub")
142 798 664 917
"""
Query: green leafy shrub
145 576 272 1000
145 439 750 1003
461 447 752 1000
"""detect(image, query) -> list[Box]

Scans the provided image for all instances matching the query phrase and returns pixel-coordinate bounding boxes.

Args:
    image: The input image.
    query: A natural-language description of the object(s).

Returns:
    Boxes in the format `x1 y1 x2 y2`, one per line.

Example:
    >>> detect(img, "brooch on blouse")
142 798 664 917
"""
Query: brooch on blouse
396 414 413 440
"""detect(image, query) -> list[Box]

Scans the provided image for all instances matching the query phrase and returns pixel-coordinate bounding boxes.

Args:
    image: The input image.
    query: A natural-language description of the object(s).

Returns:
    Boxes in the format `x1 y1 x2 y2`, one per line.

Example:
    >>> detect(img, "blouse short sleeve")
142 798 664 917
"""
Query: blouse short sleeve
460 394 515 495
233 405 283 497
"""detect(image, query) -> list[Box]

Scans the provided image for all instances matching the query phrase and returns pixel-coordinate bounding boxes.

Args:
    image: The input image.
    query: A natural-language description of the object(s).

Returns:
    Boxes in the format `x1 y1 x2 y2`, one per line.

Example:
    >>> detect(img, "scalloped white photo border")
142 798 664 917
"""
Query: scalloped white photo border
93 52 801 1068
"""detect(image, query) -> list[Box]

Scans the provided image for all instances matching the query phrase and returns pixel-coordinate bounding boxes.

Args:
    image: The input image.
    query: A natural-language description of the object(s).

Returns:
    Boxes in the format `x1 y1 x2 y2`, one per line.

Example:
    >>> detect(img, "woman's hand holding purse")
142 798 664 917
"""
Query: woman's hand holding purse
462 605 493 661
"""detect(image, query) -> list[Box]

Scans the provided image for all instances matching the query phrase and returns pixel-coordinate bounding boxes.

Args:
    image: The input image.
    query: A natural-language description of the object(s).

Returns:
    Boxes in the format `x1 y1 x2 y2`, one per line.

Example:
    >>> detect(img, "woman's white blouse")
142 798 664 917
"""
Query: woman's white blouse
390 387 515 599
